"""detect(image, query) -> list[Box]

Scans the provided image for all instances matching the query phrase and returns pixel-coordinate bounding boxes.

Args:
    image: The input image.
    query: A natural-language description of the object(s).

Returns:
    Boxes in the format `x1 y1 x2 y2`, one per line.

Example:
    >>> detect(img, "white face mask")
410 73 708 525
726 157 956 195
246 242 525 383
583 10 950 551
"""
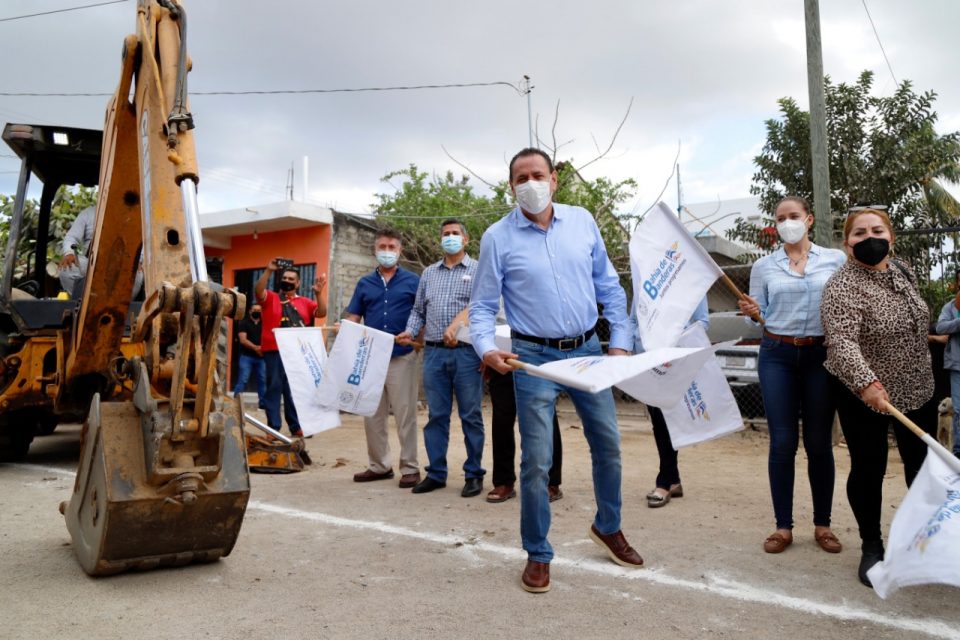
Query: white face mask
777 218 809 245
513 180 552 215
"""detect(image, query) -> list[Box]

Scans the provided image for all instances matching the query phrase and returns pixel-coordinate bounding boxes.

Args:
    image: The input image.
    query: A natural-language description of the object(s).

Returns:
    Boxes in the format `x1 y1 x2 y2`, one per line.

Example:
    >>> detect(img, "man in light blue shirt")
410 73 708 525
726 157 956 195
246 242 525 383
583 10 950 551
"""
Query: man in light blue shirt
470 148 641 593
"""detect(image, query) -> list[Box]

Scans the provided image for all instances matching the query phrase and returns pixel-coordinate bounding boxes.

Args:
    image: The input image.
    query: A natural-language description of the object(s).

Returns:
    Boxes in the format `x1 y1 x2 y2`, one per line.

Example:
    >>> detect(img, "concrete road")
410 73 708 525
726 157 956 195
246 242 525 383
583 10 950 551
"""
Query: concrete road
1 407 958 640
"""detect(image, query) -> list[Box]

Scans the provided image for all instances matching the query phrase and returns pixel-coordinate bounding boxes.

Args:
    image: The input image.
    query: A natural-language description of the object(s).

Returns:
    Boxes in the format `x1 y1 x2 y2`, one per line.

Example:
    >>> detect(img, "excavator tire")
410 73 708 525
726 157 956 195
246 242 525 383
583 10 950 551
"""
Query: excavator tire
0 410 36 462
63 394 250 576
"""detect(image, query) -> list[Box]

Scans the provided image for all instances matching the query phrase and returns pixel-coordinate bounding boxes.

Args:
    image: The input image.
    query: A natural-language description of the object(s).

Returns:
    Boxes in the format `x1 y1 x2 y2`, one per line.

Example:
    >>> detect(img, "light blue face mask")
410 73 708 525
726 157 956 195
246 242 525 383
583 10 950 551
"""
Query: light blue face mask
441 235 463 254
376 251 399 268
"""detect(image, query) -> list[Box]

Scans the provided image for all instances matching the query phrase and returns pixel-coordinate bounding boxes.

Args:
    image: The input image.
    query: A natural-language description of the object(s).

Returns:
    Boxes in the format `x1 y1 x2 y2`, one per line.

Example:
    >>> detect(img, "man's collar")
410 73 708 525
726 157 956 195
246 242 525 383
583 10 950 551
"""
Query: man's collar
511 202 561 228
439 254 474 269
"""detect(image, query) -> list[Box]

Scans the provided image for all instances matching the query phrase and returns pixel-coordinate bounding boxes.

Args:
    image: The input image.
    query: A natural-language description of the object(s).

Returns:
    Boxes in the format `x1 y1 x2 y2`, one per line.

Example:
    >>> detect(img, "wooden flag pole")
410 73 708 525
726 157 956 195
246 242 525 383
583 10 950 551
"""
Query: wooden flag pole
884 401 960 473
678 205 765 326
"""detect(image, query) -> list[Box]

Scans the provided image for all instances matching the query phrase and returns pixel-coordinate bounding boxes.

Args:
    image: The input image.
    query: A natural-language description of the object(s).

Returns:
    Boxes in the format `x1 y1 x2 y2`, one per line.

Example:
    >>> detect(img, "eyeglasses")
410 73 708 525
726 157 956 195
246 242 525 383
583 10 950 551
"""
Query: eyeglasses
847 204 888 213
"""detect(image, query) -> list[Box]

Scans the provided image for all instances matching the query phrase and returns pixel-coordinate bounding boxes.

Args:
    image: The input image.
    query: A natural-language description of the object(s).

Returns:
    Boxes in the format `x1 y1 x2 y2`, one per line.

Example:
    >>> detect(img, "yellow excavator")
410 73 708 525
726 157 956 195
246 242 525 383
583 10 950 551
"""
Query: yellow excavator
0 0 250 575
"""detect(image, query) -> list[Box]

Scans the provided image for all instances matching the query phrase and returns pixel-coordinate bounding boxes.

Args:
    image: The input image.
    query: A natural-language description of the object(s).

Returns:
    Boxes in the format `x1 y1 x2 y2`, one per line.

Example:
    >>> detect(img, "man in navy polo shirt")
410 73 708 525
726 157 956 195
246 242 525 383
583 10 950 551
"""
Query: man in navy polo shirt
344 228 422 488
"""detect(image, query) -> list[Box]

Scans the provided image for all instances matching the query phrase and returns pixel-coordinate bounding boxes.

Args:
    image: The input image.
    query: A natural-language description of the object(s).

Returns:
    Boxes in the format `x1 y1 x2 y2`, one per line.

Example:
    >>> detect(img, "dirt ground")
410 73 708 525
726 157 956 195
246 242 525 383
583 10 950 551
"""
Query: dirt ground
1 399 958 640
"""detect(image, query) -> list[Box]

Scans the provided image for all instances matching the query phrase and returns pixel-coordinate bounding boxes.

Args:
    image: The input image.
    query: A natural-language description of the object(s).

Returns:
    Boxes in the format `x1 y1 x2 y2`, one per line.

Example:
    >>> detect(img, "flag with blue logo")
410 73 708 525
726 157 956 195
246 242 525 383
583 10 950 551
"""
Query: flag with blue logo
867 444 960 599
317 319 394 417
659 324 743 448
630 202 722 350
274 327 341 435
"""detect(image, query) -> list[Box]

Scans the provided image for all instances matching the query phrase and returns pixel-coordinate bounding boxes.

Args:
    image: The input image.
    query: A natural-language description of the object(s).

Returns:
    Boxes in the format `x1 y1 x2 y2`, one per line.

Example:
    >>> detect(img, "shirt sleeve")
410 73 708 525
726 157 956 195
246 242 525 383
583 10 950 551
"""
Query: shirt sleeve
405 273 428 336
935 300 960 335
345 279 366 317
589 219 631 351
469 232 503 357
745 257 766 327
821 277 876 393
62 207 94 255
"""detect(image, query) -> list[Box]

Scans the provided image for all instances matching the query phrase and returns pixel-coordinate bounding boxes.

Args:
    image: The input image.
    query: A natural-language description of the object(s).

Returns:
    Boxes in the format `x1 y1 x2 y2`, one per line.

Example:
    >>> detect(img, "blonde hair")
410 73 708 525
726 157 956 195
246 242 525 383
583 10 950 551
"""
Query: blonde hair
843 208 895 243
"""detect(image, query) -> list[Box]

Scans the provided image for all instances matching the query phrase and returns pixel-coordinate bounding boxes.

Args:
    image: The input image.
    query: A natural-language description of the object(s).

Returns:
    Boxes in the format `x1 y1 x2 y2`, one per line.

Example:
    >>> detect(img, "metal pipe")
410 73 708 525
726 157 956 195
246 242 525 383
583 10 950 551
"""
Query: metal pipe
180 178 208 282
243 412 294 445
1 156 32 299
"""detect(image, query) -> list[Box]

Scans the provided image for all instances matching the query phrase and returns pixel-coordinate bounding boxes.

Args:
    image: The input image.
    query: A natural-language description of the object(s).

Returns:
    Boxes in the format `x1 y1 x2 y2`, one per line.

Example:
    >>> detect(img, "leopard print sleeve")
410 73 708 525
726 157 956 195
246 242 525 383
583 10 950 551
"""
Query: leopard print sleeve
821 265 877 394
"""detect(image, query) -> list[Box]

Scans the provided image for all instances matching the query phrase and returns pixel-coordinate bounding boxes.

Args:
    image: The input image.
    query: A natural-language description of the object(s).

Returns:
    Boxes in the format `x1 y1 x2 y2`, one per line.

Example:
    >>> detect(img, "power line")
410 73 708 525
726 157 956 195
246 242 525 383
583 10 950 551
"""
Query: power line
0 80 523 98
0 0 129 23
861 0 898 86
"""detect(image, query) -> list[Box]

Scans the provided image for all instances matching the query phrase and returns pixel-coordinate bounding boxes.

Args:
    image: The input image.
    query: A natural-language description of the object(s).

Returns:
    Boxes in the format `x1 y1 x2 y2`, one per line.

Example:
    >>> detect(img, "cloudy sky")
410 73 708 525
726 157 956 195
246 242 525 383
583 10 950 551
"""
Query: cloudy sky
1 0 959 225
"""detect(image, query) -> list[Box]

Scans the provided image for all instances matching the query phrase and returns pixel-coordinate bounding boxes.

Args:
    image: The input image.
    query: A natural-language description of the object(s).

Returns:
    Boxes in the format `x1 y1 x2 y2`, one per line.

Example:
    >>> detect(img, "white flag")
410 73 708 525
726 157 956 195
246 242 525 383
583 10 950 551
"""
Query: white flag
867 447 960 599
274 327 341 435
520 345 709 394
631 202 722 350
615 332 734 409
457 323 516 352
318 319 394 417
660 324 744 448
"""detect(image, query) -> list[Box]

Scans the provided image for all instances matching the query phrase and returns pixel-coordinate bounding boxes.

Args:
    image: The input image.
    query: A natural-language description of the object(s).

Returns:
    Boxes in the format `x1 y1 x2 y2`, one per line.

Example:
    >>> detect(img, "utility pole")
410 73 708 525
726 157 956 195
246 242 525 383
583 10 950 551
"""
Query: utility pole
522 75 534 148
676 162 682 222
805 0 834 246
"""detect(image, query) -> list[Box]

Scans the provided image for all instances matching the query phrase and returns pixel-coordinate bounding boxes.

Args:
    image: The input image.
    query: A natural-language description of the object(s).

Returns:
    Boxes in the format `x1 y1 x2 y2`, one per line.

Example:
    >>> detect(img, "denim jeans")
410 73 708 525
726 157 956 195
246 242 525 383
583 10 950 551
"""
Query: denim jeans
513 334 622 563
421 345 485 482
488 369 562 487
263 350 301 435
757 337 836 530
234 353 267 406
951 371 960 456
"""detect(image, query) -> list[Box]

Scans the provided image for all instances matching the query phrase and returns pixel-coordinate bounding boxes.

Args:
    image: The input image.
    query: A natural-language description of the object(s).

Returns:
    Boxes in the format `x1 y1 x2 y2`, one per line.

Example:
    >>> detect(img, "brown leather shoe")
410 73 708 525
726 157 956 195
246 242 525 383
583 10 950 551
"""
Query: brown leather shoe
353 468 394 483
486 484 516 503
763 532 793 554
548 485 563 502
589 525 644 567
521 560 550 593
398 472 421 489
814 529 842 553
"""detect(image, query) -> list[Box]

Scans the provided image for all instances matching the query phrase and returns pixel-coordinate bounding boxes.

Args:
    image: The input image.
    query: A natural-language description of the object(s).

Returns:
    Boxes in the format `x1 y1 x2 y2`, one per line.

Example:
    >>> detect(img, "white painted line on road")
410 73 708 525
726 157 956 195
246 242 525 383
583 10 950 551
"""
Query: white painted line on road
14 463 960 640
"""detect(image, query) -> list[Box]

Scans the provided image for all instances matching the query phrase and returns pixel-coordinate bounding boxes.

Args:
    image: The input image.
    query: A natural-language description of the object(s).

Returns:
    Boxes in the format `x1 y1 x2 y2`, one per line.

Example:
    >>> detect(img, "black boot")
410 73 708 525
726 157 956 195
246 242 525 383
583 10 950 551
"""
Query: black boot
858 539 885 587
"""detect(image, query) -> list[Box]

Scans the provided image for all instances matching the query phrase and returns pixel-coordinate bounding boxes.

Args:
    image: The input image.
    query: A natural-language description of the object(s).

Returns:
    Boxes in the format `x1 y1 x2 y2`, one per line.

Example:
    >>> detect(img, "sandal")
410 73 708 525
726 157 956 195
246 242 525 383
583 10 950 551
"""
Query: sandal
763 532 793 554
815 529 843 553
645 483 683 507
646 483 682 508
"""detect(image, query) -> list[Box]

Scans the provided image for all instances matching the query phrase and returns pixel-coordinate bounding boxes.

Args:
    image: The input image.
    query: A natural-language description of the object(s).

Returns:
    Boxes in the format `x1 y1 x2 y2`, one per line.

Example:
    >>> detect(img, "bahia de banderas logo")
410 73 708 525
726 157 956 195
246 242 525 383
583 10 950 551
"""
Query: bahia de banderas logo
298 338 324 387
681 380 710 421
346 333 372 386
641 241 686 307
908 484 960 554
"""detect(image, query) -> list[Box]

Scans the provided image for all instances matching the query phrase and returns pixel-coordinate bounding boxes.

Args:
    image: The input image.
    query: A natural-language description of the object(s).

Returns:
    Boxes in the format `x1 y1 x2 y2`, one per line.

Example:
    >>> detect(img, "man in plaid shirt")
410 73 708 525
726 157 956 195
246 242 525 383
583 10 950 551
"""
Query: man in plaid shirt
398 219 486 498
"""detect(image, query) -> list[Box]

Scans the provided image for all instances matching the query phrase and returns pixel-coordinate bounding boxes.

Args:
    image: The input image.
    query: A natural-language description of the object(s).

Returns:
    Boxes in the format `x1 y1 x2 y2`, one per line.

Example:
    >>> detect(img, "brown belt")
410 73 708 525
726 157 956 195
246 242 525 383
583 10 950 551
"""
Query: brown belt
763 330 825 347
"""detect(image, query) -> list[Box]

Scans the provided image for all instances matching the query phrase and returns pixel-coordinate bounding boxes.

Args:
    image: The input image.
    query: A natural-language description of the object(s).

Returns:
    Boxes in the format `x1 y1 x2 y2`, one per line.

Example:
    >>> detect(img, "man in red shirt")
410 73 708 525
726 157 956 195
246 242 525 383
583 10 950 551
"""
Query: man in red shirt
255 259 328 436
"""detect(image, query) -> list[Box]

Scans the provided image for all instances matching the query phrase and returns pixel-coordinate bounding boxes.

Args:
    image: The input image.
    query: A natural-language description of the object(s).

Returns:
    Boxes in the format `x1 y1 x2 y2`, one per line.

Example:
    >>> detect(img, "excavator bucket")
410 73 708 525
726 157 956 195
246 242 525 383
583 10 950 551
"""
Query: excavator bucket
63 394 250 576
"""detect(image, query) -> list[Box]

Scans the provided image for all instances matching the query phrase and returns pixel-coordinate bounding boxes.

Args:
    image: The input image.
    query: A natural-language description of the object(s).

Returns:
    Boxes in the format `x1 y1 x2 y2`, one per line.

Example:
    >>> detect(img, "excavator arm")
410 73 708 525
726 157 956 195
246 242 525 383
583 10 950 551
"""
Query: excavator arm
61 0 251 576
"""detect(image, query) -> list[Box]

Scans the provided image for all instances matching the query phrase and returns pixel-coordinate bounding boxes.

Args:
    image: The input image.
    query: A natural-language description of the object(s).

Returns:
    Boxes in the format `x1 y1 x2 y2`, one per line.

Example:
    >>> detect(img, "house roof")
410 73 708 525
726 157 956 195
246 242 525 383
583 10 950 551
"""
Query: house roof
200 200 334 249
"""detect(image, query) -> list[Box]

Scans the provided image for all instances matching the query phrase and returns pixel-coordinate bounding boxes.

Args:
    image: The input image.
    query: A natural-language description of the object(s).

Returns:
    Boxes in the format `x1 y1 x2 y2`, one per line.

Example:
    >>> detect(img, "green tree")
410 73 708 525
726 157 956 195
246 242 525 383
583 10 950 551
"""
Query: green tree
728 71 960 296
0 185 97 281
372 161 637 278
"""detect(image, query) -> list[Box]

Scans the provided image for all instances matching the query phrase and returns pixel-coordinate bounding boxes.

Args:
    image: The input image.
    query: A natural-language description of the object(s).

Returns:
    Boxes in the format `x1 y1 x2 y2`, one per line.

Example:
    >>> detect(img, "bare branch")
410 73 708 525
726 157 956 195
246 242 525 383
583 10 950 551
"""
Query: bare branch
551 99 560 165
440 145 497 189
575 97 634 175
591 133 601 157
631 140 682 231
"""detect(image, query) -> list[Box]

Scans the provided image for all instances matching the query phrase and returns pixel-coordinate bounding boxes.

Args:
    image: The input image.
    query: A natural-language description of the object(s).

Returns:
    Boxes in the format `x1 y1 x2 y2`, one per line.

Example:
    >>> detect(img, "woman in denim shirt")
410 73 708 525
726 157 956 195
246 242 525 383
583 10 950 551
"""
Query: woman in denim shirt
737 196 846 555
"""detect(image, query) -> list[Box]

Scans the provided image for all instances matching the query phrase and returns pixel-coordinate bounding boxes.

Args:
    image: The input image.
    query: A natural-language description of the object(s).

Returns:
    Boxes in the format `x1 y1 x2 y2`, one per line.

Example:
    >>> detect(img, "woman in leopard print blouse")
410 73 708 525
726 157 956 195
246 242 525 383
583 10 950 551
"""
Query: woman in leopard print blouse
820 208 937 588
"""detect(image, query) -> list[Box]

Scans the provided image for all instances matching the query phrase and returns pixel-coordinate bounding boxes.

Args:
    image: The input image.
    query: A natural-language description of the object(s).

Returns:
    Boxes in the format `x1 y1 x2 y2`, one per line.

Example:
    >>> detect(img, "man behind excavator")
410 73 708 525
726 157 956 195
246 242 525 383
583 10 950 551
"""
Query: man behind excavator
254 258 327 436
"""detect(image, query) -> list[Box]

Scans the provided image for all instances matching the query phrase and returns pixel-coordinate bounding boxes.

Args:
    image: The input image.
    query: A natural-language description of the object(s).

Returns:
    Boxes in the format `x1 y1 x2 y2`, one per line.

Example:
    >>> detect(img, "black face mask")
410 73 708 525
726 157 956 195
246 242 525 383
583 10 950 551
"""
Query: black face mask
250 312 261 320
279 281 296 292
852 237 890 266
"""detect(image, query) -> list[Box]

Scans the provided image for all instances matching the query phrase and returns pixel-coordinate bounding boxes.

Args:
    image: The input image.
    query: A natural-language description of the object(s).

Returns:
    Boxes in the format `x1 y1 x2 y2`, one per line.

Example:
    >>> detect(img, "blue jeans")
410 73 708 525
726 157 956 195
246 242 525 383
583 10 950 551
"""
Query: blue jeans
757 337 836 529
234 353 267 406
951 371 960 456
421 345 485 482
513 334 622 563
263 351 301 435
